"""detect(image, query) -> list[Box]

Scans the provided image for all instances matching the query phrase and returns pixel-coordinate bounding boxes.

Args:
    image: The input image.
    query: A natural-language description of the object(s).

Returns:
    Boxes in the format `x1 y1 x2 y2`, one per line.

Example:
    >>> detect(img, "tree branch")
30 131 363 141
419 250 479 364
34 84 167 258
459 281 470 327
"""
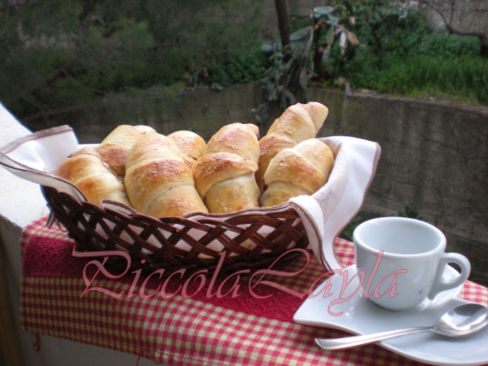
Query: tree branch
274 0 290 49
418 0 488 57
449 0 455 25
419 0 451 28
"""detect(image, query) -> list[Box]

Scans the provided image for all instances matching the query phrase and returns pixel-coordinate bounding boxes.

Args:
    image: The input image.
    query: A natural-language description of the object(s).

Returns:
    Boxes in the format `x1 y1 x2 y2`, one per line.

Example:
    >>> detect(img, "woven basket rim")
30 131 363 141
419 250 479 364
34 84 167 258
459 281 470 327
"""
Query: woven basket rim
100 198 295 221
42 186 309 271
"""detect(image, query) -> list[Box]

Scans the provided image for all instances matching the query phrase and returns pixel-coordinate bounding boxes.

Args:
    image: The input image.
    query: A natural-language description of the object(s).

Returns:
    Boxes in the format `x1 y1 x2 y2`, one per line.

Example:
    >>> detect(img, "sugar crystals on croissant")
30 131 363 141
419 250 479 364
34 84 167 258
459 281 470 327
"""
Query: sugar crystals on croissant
260 138 334 207
167 130 206 169
257 102 329 191
124 132 208 217
97 124 156 176
194 122 260 214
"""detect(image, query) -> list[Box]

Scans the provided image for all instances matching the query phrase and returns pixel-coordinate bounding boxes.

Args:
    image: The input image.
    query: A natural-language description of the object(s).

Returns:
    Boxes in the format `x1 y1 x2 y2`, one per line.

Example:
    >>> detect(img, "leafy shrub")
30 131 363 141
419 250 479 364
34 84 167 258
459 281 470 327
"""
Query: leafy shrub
319 1 488 105
417 33 481 57
255 4 360 121
202 46 268 88
342 52 488 104
0 0 267 120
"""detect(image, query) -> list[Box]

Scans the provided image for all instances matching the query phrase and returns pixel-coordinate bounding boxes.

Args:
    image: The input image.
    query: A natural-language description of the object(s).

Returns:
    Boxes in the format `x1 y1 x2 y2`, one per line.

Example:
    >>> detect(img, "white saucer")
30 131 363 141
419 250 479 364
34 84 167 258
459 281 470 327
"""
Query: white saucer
294 265 488 366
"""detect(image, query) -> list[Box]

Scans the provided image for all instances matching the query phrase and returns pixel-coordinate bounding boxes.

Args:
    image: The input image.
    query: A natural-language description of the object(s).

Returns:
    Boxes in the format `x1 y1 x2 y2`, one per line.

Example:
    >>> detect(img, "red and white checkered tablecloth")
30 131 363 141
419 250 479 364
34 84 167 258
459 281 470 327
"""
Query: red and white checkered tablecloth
20 216 488 366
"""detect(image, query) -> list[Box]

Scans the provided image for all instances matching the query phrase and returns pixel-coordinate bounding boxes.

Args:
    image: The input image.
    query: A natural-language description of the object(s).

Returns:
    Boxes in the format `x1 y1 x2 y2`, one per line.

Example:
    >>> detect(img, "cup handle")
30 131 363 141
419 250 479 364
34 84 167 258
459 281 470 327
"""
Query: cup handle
428 252 471 299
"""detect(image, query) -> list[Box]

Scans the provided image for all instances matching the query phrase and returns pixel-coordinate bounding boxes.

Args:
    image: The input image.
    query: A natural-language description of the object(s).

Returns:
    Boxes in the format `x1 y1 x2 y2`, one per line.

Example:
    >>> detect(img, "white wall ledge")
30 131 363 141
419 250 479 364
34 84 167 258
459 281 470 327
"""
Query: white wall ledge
0 104 160 366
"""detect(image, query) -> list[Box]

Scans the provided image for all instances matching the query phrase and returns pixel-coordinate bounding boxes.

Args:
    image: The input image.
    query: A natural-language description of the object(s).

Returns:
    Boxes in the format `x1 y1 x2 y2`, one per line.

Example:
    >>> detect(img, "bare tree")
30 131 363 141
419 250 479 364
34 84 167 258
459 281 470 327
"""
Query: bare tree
420 0 488 57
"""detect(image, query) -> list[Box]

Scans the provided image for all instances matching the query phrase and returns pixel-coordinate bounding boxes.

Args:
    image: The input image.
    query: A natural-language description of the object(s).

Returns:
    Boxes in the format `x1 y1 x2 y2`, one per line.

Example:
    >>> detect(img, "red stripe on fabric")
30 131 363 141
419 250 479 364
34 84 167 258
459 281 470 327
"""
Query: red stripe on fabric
19 216 488 366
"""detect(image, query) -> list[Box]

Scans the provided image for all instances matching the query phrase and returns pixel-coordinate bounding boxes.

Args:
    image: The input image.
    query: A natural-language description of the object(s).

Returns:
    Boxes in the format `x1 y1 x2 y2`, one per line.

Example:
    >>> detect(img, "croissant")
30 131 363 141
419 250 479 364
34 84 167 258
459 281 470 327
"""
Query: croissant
124 132 208 217
257 102 329 191
194 123 260 213
167 130 206 169
260 138 334 207
56 147 130 205
97 124 156 176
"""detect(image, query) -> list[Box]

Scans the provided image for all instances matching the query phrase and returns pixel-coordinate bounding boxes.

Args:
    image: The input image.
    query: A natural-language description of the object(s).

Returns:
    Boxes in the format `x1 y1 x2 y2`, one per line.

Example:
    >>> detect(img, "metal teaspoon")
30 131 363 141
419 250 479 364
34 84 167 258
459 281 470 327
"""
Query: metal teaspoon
315 303 488 351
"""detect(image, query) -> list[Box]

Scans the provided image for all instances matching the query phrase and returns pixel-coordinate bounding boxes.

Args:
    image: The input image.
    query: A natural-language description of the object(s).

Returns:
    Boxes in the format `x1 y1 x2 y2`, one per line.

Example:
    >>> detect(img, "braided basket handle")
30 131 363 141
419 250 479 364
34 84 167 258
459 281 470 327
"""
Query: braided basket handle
0 125 86 203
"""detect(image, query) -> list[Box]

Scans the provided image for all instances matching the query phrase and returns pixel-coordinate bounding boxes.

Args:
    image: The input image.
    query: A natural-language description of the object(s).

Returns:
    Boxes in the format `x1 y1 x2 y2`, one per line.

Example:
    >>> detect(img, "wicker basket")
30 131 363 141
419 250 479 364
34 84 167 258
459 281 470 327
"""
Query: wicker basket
42 186 309 271
0 125 381 272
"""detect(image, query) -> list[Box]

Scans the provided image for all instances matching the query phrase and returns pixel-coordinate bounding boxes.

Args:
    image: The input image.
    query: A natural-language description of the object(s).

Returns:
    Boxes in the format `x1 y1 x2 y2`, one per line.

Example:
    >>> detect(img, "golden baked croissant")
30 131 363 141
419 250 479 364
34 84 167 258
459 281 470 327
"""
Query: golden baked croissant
124 132 208 217
257 102 329 191
56 147 130 205
260 138 334 207
193 123 260 213
97 124 156 176
167 130 206 169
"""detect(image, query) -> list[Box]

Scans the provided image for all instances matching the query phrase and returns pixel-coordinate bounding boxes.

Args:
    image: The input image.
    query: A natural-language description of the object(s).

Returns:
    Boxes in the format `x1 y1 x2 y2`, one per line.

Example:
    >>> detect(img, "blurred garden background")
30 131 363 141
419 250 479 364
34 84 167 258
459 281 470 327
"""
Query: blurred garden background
1 0 487 127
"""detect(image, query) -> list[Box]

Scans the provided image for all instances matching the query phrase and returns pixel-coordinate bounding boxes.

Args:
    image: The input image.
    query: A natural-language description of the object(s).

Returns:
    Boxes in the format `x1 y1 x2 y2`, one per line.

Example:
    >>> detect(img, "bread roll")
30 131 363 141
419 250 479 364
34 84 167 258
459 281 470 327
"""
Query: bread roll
260 138 334 207
124 133 207 217
56 147 130 205
194 123 260 213
167 130 206 169
257 102 328 190
97 124 156 176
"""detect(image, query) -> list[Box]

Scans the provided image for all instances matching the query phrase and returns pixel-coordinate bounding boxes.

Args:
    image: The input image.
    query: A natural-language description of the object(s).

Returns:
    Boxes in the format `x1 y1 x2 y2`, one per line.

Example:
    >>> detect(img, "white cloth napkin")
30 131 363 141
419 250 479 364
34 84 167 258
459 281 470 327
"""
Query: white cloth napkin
290 136 381 270
0 126 381 271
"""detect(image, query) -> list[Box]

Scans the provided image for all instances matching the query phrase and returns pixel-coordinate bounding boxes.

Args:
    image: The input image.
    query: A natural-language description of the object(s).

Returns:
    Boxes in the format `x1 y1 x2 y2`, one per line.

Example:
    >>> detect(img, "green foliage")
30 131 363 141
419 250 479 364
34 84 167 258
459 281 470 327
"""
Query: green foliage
359 54 487 103
352 0 430 57
0 0 266 121
336 32 488 104
418 33 481 57
77 19 156 88
191 46 268 88
255 4 359 123
320 0 487 105
1 0 486 124
255 29 313 122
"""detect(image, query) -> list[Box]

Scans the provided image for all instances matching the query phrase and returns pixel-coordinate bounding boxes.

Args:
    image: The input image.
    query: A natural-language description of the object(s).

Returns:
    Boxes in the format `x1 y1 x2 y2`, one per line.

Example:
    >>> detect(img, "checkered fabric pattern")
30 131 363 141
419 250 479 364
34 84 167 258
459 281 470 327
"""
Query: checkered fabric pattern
20 216 488 366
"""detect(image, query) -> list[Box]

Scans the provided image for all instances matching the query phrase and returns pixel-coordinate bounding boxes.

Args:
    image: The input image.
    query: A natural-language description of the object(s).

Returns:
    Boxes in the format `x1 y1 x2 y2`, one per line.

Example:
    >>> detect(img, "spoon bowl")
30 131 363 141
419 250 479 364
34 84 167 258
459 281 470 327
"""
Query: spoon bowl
434 303 488 337
315 303 488 351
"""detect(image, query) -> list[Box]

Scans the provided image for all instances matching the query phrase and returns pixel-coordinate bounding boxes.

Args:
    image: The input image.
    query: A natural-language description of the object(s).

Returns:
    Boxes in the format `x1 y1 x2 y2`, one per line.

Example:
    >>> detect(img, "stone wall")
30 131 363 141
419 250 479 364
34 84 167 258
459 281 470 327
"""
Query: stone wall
21 83 488 284
313 89 488 284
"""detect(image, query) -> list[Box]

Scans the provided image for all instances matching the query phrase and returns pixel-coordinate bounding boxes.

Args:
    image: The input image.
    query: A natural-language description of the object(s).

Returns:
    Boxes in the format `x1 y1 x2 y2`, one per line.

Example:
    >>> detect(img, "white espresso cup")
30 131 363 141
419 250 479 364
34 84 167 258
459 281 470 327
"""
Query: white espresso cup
353 217 471 311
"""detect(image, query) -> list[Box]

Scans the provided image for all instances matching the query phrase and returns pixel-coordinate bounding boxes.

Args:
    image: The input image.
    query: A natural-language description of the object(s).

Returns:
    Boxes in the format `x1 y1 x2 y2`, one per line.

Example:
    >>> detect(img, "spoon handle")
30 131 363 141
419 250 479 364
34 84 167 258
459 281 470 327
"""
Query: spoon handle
315 326 432 351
